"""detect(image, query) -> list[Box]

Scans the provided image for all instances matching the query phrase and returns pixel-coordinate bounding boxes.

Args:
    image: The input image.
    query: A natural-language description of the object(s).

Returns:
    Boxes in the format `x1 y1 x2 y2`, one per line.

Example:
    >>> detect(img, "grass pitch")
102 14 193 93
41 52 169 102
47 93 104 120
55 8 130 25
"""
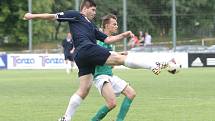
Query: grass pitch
0 68 215 121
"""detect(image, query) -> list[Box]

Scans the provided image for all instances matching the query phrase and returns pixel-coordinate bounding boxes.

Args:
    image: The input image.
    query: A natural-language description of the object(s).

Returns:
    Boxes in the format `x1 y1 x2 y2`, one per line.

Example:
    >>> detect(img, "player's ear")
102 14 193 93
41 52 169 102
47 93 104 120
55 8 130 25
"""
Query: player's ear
81 6 87 12
105 24 108 29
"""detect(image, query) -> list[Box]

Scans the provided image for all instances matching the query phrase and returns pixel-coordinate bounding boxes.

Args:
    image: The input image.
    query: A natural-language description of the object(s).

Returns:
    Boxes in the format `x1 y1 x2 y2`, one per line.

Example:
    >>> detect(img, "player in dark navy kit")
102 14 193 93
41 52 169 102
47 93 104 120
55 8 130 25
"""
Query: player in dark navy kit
62 33 75 74
23 0 171 120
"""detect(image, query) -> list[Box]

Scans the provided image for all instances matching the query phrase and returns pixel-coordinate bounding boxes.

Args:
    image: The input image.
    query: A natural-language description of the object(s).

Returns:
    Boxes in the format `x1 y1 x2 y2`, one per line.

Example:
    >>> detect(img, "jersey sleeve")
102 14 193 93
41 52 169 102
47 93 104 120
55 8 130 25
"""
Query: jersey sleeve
95 28 108 42
56 10 79 22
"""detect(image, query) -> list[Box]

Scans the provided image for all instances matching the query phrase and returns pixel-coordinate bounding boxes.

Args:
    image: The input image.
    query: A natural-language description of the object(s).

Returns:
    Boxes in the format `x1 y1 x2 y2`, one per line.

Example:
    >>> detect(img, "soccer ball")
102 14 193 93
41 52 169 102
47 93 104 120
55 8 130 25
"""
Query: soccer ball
167 58 182 74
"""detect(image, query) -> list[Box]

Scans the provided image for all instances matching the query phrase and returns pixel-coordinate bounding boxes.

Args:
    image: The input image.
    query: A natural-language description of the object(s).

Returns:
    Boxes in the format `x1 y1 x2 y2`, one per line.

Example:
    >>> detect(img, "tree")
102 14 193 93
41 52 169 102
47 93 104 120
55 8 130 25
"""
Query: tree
0 0 28 45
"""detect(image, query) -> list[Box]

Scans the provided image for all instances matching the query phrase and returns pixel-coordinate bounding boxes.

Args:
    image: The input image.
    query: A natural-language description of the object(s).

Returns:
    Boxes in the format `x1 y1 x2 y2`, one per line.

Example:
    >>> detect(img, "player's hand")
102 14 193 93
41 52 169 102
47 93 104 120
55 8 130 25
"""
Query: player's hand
128 31 134 38
23 13 33 20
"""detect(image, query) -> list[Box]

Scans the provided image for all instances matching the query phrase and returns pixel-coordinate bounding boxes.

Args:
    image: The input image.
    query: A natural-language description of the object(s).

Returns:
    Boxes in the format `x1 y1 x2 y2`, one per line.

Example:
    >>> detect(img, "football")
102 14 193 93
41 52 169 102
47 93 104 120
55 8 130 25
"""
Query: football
167 58 182 74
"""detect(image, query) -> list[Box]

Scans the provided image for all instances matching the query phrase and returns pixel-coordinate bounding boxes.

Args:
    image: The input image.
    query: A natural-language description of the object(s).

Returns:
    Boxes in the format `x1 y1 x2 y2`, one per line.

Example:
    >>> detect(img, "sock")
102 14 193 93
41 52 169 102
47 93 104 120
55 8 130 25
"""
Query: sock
116 97 133 121
64 94 83 121
124 54 156 70
91 105 111 121
71 62 74 70
66 62 72 74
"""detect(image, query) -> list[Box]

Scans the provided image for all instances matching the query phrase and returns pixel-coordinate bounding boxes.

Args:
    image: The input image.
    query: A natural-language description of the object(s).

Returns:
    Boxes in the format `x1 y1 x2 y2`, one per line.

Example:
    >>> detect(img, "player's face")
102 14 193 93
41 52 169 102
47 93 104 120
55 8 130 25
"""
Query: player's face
85 6 96 20
67 33 72 39
107 18 118 34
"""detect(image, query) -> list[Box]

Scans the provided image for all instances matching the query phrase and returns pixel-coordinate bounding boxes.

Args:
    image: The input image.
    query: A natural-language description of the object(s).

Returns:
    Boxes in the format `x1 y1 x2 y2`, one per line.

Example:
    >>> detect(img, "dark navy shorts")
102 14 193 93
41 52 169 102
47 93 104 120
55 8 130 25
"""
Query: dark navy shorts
74 44 111 77
64 54 74 61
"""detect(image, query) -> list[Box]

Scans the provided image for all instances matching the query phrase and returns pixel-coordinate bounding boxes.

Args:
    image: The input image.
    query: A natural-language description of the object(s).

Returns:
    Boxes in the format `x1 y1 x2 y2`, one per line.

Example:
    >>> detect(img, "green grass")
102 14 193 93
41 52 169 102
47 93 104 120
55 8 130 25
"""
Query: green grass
0 68 215 121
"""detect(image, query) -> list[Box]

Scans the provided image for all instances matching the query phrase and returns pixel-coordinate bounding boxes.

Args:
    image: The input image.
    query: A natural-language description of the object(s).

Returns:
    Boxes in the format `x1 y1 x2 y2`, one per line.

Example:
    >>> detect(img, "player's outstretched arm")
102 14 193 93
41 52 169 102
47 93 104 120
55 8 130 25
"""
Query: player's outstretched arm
23 13 56 20
117 51 128 55
104 31 134 44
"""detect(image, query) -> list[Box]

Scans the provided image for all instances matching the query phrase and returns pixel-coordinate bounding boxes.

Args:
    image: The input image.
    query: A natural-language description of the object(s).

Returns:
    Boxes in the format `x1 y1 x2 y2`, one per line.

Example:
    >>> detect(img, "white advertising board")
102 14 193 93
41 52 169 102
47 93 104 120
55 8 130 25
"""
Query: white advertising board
7 54 66 69
7 52 188 69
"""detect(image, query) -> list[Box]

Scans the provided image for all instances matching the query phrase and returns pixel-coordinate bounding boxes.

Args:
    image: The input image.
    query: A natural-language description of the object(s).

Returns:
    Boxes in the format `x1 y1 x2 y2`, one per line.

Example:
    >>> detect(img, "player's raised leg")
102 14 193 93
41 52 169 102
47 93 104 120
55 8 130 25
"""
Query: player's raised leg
105 52 168 75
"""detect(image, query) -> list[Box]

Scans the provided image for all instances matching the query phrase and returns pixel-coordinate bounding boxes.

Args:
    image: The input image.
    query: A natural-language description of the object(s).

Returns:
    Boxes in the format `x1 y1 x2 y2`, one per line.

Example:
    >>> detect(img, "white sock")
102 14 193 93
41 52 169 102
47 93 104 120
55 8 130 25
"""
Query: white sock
70 62 74 71
64 94 83 121
66 62 72 74
124 54 157 70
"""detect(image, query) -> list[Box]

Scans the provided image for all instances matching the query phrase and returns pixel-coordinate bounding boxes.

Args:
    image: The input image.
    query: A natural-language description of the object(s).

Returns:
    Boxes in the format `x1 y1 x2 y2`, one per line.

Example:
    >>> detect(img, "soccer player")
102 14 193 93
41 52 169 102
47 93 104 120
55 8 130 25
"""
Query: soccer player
62 33 75 74
23 0 170 120
91 14 136 121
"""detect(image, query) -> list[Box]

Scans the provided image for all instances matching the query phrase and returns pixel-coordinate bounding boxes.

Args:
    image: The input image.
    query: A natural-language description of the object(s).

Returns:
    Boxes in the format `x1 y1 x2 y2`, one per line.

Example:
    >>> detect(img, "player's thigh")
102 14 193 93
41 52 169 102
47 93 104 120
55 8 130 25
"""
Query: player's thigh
94 75 116 104
94 75 115 99
102 83 116 100
76 74 93 98
105 52 126 65
122 85 136 99
102 82 117 106
79 74 93 90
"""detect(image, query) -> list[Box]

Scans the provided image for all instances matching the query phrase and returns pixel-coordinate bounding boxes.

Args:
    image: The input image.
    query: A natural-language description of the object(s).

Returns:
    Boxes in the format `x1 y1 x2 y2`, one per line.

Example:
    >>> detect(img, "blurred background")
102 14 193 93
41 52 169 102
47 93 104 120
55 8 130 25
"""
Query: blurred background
0 0 215 53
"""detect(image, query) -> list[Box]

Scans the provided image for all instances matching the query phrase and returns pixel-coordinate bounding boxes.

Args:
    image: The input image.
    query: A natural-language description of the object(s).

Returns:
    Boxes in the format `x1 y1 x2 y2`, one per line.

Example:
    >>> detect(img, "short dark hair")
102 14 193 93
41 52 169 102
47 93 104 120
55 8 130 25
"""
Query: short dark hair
80 0 96 11
101 14 117 29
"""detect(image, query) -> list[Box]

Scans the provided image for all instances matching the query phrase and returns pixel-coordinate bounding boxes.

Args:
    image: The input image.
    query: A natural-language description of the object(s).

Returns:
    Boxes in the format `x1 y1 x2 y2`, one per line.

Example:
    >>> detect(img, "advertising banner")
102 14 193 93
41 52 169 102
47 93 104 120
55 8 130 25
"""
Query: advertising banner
6 53 189 69
0 54 7 69
188 53 215 67
7 54 66 69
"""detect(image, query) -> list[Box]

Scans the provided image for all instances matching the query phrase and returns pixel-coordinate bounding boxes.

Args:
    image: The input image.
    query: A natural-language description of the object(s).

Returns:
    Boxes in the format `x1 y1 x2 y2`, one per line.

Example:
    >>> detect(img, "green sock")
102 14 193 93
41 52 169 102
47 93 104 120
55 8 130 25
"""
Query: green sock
116 97 133 121
91 105 110 121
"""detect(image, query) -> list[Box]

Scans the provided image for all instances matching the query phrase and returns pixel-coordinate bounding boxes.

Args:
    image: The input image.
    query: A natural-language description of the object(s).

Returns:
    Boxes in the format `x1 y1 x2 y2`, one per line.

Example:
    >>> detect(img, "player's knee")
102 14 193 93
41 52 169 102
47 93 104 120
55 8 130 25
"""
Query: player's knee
128 91 136 100
77 88 90 99
114 55 125 65
125 87 136 100
107 53 125 65
107 100 117 109
130 90 136 99
77 91 88 99
83 89 90 96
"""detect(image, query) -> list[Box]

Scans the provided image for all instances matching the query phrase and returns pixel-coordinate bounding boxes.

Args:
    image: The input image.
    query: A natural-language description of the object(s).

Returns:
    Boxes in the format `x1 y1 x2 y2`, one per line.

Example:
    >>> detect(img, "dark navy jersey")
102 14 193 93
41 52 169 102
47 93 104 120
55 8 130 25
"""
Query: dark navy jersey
62 38 74 57
56 10 108 51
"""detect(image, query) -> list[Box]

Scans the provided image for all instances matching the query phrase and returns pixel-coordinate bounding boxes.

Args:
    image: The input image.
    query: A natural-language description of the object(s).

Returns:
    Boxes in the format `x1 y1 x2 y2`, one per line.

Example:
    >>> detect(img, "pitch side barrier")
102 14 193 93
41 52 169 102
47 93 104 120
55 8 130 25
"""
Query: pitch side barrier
0 53 7 69
188 53 215 67
6 54 77 69
5 52 214 70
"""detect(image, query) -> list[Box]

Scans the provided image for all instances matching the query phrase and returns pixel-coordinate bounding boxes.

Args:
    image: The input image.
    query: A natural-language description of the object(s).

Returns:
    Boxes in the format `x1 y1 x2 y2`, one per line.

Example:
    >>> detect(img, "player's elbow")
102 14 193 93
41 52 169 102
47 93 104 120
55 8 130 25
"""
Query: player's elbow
46 14 57 20
104 36 114 44
104 37 111 44
48 16 56 21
